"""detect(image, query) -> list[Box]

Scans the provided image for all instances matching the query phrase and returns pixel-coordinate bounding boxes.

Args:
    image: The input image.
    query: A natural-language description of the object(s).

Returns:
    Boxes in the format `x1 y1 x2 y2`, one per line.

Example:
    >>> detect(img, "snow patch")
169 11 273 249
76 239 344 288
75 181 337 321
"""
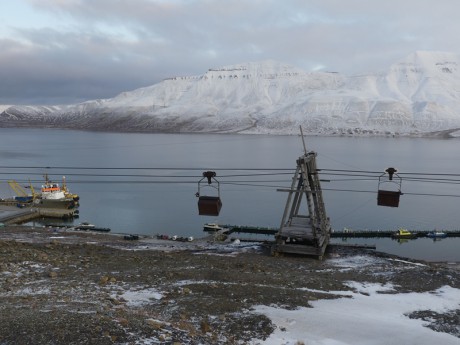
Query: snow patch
328 255 387 269
252 284 460 345
14 286 51 296
112 287 163 307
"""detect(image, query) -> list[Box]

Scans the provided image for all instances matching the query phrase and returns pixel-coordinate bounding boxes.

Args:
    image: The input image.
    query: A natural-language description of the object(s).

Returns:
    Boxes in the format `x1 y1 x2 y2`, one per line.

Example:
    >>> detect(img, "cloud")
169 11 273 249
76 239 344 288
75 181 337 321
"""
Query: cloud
1 0 460 105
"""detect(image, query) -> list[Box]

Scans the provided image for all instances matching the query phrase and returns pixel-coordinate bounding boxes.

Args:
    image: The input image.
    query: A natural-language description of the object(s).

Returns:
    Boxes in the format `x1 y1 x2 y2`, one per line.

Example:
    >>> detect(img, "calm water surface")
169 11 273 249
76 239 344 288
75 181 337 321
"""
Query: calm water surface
0 128 459 262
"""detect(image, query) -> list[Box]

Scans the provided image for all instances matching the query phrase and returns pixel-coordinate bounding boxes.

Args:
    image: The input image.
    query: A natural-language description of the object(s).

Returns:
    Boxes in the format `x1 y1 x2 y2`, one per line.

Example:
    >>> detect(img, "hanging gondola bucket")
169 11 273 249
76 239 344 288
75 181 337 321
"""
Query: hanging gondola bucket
196 171 222 216
377 167 402 207
198 195 222 216
377 190 401 207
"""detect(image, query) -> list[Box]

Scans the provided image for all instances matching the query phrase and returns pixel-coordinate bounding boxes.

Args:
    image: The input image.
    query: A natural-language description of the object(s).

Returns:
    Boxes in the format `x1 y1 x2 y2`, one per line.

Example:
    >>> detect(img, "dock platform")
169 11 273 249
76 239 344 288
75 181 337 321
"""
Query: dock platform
0 204 77 225
331 229 460 238
206 225 460 239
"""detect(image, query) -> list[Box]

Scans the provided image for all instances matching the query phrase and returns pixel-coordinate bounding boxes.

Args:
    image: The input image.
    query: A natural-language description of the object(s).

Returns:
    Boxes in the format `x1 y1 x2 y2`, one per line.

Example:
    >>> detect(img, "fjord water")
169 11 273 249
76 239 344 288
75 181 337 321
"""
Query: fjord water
0 128 459 261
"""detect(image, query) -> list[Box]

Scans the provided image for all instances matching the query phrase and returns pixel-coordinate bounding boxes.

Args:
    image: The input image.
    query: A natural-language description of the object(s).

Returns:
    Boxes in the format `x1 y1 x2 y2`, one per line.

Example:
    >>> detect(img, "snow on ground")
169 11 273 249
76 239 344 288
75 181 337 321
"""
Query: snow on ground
109 285 163 307
252 283 459 345
327 254 389 270
251 254 460 345
99 250 458 344
1 229 458 343
254 283 460 345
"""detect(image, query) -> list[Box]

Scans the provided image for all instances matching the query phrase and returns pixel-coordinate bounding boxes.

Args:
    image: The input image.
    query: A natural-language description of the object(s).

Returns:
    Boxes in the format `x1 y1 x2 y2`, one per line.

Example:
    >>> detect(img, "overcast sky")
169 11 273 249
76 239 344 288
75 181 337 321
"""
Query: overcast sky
1 0 459 105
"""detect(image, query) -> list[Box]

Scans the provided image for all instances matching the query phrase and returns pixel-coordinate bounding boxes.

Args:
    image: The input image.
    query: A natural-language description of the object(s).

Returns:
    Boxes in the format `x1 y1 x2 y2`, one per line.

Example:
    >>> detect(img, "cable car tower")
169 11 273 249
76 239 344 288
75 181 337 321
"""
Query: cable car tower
272 127 331 259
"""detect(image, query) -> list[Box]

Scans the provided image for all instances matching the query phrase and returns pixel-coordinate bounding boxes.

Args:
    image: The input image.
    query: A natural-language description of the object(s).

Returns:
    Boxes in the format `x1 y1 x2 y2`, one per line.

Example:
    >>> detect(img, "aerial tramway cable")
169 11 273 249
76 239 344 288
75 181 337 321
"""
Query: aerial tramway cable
3 165 460 199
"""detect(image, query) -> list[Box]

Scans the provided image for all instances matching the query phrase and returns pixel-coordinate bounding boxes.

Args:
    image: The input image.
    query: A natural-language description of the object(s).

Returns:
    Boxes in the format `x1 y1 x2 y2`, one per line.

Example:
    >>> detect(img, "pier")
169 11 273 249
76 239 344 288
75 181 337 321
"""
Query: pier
206 224 460 239
330 229 460 238
0 204 77 225
220 225 278 236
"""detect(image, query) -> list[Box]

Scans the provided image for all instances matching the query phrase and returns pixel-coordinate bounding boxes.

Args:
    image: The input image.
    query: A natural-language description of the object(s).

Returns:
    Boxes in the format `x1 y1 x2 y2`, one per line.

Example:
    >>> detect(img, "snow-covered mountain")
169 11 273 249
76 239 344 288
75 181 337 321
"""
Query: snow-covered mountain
2 51 460 136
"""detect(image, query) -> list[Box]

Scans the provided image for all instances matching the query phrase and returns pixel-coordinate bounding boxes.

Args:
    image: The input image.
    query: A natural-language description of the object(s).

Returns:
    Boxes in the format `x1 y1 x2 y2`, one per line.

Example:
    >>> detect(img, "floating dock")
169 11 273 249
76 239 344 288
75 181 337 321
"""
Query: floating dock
206 225 460 239
331 229 460 238
219 225 278 236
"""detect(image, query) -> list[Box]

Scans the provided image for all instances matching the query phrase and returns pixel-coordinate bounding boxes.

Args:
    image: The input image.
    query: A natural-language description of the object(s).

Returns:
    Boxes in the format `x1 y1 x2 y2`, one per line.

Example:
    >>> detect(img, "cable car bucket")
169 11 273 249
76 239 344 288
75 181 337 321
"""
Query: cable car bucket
196 171 222 216
377 167 403 207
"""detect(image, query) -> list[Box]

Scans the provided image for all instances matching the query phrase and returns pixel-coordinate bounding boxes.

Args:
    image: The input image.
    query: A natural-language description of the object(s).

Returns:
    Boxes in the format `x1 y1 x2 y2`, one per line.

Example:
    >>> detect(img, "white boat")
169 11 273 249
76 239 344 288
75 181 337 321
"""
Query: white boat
33 175 77 209
76 222 96 230
426 230 447 238
203 223 223 232
40 174 66 200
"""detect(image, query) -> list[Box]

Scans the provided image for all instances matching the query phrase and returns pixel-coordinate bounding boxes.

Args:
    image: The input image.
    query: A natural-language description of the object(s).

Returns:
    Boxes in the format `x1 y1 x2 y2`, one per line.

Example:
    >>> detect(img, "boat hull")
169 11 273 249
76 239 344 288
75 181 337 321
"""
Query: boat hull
34 198 76 209
203 223 223 232
426 232 447 238
391 229 417 239
392 234 417 239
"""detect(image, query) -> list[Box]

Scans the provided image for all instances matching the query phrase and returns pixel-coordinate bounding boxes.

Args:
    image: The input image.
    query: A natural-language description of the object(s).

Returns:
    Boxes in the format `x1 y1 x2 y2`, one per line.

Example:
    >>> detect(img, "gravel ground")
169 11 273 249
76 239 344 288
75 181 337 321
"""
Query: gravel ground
0 226 459 344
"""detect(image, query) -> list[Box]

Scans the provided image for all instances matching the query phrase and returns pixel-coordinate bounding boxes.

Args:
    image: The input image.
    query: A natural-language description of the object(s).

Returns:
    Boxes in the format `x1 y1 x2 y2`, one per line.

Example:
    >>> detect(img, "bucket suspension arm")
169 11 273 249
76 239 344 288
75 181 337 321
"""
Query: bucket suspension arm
196 171 220 197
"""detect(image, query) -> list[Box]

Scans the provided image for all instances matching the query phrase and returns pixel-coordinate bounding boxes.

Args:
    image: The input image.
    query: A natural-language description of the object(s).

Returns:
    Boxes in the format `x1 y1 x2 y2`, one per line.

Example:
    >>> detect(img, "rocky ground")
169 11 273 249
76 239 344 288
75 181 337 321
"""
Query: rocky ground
0 226 459 344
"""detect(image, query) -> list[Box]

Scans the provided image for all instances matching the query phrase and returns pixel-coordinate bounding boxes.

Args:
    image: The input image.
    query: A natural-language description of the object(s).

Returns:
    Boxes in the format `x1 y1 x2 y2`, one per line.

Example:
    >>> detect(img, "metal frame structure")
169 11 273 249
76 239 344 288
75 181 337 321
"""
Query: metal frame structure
272 149 331 259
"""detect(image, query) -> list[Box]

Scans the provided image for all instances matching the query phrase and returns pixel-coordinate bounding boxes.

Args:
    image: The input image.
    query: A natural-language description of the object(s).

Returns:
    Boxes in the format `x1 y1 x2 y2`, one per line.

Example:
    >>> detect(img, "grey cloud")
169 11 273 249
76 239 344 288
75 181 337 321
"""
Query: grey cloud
2 0 460 105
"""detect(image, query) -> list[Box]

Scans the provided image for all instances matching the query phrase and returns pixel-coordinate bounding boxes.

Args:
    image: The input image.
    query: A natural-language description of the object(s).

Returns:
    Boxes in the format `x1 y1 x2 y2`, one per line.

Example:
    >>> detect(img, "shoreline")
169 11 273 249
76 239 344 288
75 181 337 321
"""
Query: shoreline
0 225 459 344
5 223 460 264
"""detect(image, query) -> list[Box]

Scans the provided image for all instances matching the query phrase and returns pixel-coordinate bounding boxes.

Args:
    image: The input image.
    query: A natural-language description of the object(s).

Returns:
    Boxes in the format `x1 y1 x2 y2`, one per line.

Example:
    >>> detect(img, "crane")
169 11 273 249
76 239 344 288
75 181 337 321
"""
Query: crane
7 180 36 202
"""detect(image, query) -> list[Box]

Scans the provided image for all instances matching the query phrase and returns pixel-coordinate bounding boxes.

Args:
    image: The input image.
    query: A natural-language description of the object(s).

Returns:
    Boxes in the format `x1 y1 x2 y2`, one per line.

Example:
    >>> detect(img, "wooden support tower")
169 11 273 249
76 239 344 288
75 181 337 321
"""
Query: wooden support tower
272 140 331 259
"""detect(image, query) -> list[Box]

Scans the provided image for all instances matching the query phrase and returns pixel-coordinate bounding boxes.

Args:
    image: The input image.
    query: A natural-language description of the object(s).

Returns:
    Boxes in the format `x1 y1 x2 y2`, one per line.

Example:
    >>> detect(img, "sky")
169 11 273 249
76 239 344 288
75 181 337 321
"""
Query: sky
1 0 460 105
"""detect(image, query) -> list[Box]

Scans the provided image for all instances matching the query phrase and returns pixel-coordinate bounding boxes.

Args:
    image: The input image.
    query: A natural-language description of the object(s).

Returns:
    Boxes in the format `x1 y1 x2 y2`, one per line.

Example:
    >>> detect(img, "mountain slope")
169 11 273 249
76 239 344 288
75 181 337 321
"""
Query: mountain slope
2 52 460 136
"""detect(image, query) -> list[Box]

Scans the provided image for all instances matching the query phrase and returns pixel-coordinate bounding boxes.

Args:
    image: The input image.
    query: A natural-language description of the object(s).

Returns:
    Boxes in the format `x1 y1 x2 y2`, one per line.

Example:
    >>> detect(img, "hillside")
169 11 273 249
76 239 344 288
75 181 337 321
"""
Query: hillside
2 51 460 136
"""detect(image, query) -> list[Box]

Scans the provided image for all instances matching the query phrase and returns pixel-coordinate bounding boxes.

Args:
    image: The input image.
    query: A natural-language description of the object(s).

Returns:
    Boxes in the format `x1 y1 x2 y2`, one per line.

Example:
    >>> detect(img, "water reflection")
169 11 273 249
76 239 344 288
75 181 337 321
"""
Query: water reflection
1 129 460 262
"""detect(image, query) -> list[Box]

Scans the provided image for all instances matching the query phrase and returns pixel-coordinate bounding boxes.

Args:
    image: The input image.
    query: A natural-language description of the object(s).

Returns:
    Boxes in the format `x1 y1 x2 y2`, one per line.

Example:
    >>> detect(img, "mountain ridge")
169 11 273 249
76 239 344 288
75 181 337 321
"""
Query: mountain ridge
2 51 460 136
